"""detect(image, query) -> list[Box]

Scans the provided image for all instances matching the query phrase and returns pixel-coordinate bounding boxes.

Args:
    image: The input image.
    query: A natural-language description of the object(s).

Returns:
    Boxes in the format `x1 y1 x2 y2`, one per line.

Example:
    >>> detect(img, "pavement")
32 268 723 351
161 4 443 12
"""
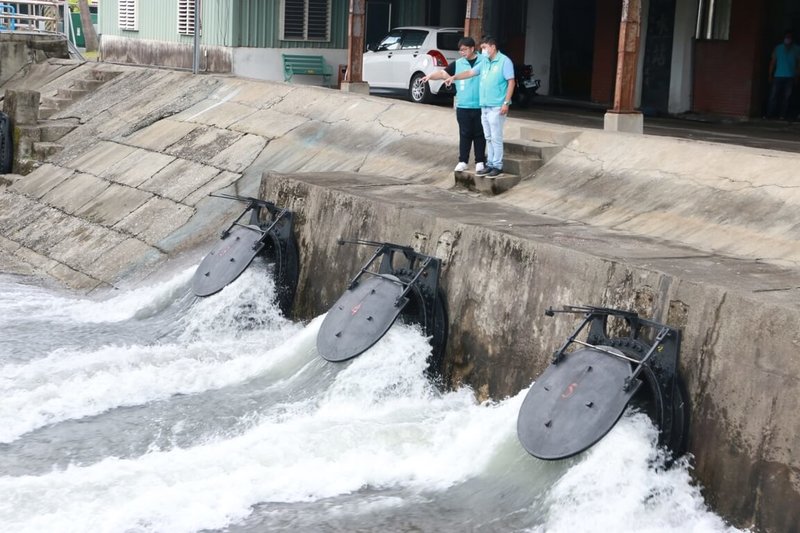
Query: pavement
427 95 800 154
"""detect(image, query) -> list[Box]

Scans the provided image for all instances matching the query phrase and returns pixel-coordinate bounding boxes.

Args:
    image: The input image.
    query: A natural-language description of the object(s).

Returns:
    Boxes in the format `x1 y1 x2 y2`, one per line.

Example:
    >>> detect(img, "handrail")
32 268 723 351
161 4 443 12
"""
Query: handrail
0 0 63 33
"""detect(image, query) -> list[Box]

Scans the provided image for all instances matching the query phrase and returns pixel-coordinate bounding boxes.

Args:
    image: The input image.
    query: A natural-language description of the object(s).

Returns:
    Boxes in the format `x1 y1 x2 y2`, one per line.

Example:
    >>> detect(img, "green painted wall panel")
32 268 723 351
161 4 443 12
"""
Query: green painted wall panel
99 0 348 48
98 0 235 46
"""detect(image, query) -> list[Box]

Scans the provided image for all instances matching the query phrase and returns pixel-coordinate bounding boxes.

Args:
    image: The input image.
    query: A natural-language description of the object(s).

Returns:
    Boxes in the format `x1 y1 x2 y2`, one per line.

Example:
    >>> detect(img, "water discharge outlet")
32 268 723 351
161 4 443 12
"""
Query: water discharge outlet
517 305 689 461
191 193 299 316
317 239 448 371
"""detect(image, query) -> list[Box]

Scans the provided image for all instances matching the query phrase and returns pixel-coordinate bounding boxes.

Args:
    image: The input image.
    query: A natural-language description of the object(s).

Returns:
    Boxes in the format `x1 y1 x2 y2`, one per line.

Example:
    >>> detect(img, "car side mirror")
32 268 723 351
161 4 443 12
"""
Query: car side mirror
366 43 375 52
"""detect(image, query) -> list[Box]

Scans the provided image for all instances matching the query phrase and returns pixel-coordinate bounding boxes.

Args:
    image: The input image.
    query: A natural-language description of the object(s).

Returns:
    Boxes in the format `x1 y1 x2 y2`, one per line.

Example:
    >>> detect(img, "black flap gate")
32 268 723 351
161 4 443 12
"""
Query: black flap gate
317 239 448 369
191 194 299 316
517 305 689 461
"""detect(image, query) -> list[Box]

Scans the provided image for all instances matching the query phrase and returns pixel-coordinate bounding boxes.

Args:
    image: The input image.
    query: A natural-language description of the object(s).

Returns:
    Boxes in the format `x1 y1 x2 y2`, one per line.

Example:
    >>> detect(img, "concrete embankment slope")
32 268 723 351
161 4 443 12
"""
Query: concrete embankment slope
0 60 457 287
2 60 800 531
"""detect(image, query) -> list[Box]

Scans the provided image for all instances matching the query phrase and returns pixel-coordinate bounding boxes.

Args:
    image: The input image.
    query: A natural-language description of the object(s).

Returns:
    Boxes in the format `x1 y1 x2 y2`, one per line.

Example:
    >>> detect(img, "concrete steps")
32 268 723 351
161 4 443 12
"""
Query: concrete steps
454 169 521 196
453 137 564 196
32 141 63 159
39 119 79 142
38 69 123 120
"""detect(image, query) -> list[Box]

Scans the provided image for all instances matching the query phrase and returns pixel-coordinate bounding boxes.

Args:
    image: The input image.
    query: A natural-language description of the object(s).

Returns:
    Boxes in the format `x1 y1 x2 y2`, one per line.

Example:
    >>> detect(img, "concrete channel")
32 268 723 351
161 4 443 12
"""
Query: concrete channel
2 57 800 532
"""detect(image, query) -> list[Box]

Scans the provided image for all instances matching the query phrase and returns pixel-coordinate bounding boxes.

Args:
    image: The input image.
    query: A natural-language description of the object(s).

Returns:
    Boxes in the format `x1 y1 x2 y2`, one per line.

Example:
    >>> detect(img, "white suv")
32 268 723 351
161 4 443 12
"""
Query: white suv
363 26 463 104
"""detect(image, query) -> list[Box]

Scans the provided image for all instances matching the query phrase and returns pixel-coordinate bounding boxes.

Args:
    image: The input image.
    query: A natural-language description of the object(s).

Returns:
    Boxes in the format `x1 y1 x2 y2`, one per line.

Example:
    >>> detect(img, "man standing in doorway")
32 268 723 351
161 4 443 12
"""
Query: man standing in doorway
422 37 487 173
767 29 800 120
447 36 515 176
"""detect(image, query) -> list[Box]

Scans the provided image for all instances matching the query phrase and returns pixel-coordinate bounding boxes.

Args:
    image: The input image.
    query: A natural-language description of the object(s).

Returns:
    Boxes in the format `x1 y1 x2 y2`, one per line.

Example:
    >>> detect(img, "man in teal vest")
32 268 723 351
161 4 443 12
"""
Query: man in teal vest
767 29 800 119
447 36 515 177
423 37 487 173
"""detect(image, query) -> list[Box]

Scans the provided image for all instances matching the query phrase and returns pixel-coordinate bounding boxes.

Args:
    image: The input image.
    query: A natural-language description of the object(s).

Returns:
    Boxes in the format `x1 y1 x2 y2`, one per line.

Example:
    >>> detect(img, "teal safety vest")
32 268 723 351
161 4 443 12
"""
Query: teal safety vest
454 55 484 109
479 51 512 107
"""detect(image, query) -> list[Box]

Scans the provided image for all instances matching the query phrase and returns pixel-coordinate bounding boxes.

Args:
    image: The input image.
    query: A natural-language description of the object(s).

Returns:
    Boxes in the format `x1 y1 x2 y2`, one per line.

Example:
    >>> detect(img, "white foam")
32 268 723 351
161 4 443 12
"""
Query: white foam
0 325 518 533
531 411 745 533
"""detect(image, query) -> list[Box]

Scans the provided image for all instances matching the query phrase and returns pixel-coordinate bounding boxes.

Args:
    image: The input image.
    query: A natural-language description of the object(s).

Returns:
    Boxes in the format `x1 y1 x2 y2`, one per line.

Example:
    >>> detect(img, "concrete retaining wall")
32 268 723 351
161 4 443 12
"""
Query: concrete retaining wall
260 171 800 533
0 33 68 87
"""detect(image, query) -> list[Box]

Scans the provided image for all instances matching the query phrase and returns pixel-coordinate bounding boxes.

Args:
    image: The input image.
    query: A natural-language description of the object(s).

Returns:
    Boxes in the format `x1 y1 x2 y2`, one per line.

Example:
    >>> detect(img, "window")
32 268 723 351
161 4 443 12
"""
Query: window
695 0 731 41
282 0 331 41
376 30 402 51
401 30 428 50
118 0 138 31
178 0 197 35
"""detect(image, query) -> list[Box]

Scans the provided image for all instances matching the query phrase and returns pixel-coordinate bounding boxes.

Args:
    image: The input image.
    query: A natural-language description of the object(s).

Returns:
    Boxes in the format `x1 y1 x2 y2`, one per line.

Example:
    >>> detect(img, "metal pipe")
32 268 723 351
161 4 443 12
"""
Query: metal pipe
192 0 201 74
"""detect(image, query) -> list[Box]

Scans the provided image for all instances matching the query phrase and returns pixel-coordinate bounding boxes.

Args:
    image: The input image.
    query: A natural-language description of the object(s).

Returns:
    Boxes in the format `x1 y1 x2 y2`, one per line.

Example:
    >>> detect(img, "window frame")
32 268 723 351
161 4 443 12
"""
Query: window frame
280 0 332 42
118 0 138 32
695 0 731 41
178 0 197 36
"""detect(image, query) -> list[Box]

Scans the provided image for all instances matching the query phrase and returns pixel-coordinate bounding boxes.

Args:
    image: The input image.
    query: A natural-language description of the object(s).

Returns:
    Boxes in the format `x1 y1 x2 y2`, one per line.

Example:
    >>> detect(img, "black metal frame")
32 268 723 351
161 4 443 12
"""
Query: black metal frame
337 238 446 363
544 304 688 455
208 193 298 315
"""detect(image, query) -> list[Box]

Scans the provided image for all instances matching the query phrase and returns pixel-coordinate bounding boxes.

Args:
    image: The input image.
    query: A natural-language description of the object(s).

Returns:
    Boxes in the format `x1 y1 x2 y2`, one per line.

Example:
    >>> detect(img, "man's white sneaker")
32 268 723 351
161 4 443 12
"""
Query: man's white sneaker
454 162 469 172
475 162 486 173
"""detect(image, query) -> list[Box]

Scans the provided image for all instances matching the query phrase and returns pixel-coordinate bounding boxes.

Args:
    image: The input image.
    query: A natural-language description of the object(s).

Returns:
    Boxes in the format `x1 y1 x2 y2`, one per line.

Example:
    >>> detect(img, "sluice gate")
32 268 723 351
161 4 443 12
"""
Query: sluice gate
192 194 299 315
316 239 448 370
517 306 689 461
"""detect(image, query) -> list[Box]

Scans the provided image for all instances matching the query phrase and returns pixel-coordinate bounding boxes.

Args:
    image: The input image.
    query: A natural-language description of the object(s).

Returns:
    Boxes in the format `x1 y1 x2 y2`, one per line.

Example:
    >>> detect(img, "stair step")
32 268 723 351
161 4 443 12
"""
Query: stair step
455 170 521 196
57 88 90 100
504 139 563 162
32 141 64 160
89 69 123 82
504 155 543 177
75 79 105 91
42 97 73 111
38 106 58 120
518 125 581 146
39 120 79 142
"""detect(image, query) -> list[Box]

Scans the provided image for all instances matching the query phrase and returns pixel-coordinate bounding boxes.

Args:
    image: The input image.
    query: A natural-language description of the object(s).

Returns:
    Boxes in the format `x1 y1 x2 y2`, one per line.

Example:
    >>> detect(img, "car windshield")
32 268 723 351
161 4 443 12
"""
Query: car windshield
436 31 463 51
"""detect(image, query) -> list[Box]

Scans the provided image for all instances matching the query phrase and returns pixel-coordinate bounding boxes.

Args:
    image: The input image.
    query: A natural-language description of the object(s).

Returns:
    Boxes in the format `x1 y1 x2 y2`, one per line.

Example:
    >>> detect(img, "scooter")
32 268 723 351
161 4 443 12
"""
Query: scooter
512 64 540 108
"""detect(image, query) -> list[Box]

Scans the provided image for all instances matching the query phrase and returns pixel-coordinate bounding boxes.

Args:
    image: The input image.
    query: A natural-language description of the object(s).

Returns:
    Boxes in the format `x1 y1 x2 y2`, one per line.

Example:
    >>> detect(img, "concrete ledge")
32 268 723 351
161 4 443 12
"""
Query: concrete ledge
261 170 800 533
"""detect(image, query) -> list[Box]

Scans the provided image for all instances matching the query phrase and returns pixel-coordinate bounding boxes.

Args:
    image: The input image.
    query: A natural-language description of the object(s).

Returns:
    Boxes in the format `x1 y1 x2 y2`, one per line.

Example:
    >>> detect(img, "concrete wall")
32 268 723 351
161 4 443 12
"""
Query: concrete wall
668 0 698 113
232 47 348 86
260 170 800 533
0 33 69 86
525 0 554 96
100 35 232 72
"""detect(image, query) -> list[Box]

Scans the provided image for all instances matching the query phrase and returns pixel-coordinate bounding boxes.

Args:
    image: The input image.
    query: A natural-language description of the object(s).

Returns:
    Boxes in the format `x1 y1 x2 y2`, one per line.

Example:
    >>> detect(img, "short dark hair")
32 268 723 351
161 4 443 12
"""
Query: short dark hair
481 35 498 47
785 29 794 37
458 37 476 48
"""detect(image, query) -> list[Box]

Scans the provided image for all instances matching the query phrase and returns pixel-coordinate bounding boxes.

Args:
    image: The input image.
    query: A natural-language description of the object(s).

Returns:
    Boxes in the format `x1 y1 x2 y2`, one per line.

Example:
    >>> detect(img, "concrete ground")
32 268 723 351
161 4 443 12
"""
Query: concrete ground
424 95 800 154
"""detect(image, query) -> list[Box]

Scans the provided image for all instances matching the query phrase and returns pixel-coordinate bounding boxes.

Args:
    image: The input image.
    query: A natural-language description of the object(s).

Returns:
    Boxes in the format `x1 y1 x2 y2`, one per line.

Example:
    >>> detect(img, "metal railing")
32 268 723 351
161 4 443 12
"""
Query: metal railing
0 1 64 33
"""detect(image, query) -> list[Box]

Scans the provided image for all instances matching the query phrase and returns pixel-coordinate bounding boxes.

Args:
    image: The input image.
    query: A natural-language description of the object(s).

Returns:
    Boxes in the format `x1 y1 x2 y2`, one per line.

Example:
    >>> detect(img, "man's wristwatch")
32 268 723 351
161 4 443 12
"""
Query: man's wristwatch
503 101 511 106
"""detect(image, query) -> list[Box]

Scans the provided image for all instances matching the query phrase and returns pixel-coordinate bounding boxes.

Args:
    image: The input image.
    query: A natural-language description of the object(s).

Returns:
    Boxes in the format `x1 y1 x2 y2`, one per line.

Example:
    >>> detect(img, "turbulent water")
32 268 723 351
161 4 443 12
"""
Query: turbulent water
0 261 744 533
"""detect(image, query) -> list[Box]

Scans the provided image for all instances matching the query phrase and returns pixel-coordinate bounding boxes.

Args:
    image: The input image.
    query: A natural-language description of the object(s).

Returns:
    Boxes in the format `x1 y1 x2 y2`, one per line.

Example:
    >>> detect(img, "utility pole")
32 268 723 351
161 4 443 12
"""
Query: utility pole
341 0 369 94
465 0 483 40
604 0 643 133
192 0 201 74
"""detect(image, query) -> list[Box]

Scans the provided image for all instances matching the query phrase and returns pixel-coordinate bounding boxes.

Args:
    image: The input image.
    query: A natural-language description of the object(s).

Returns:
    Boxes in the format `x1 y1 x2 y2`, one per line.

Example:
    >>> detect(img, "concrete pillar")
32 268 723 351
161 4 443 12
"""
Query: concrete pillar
3 89 40 126
465 0 483 39
342 0 370 94
605 0 644 133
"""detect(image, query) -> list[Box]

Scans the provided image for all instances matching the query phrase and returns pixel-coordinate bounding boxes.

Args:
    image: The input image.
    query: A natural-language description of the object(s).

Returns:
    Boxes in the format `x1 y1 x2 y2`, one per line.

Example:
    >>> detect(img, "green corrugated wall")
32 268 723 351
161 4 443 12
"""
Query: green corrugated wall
98 0 354 48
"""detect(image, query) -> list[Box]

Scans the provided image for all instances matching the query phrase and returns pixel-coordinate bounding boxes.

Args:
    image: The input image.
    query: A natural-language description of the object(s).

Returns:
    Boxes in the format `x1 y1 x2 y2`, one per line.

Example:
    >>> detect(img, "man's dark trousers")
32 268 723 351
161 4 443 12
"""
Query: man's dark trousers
456 107 486 164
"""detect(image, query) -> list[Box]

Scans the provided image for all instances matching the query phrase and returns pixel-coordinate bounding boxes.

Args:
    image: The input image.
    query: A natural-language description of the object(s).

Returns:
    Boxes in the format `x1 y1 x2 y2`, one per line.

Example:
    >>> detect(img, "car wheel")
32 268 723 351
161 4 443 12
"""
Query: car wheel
409 73 432 104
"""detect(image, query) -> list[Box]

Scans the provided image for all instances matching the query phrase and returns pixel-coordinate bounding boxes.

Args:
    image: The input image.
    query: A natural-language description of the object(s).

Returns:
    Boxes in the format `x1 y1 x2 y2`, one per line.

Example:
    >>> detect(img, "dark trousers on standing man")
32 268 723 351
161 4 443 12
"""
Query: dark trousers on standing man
767 77 795 119
456 107 486 164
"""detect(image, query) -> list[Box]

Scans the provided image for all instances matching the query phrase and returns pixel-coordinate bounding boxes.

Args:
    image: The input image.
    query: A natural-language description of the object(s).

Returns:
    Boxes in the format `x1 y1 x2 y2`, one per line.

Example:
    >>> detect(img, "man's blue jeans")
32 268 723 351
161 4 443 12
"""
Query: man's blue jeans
481 106 506 170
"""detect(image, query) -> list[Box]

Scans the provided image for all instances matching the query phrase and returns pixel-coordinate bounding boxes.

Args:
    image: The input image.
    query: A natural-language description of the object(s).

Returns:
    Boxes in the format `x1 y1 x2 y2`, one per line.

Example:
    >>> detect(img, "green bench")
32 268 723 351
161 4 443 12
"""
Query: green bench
282 54 333 87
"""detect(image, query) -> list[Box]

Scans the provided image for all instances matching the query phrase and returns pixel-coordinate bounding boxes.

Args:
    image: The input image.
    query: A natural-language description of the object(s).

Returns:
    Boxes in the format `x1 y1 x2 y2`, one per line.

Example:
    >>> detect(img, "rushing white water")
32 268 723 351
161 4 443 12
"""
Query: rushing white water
0 263 744 533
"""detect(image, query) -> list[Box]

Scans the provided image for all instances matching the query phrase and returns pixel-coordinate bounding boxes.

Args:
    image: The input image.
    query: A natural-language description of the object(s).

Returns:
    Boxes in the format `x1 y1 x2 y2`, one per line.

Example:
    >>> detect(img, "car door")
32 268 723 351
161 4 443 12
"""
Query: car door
362 29 402 88
390 29 429 89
